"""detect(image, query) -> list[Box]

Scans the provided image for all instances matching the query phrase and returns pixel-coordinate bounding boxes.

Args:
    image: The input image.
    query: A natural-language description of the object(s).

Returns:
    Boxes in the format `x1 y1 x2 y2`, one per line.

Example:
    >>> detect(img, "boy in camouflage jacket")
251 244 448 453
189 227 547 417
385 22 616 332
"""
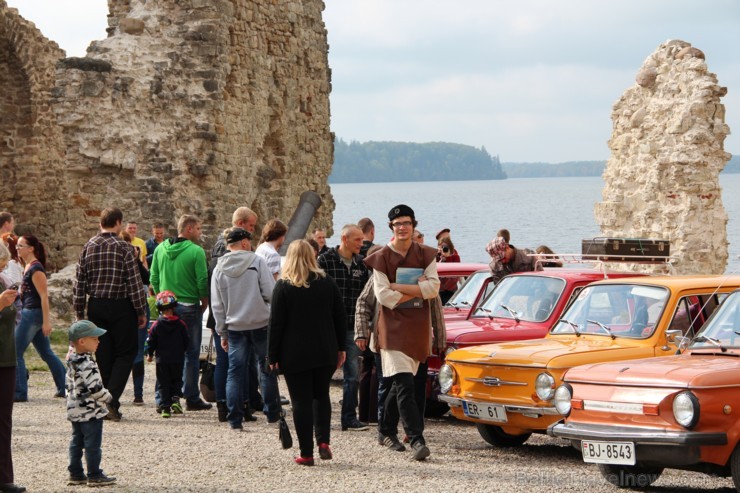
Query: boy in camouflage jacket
66 320 116 487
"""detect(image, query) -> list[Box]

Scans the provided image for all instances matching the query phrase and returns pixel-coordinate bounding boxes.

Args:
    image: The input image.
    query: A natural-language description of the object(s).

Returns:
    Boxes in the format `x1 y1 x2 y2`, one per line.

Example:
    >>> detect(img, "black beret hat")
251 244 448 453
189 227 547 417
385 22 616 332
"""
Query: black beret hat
388 204 415 222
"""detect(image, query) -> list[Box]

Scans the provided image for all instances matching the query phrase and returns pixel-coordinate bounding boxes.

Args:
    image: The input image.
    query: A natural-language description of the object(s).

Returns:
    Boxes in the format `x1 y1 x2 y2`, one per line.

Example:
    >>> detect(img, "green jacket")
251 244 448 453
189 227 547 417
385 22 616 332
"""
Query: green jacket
149 238 208 303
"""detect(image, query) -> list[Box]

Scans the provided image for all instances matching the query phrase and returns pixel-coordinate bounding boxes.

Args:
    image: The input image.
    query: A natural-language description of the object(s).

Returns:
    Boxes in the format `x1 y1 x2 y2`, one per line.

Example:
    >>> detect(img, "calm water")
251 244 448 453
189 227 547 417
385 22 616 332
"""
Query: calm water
327 175 740 274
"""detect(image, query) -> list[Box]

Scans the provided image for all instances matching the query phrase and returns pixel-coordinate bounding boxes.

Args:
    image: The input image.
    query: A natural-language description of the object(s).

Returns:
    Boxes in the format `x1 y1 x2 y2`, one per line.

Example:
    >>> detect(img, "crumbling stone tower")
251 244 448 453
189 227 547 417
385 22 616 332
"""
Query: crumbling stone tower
1 0 334 269
594 40 730 274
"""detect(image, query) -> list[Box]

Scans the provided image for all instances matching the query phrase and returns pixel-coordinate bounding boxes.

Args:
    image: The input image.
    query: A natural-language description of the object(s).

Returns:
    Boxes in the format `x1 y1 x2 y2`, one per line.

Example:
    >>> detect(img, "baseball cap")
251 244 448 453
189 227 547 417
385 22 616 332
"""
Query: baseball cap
68 320 106 341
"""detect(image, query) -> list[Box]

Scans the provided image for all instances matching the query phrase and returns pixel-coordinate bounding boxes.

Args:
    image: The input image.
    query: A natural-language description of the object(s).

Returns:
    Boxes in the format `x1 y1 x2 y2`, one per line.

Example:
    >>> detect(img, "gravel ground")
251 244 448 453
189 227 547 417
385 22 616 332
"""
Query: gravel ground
10 368 738 493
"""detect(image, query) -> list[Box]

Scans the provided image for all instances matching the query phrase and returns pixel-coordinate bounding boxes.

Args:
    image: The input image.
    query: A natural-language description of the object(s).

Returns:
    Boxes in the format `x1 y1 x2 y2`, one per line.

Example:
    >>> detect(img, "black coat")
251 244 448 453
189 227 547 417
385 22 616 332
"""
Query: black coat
268 274 347 374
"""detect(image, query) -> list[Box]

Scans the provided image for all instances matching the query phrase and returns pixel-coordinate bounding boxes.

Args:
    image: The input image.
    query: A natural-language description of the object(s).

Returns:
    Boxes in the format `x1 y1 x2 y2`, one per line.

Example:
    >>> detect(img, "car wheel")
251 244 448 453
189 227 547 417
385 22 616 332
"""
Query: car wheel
730 445 740 491
598 463 663 489
424 399 449 418
476 423 531 447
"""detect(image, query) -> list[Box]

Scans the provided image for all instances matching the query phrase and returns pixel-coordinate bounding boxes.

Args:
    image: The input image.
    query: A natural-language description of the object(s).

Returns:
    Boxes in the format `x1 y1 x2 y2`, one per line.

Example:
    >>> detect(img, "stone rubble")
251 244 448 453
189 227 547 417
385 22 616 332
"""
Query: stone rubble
595 40 731 274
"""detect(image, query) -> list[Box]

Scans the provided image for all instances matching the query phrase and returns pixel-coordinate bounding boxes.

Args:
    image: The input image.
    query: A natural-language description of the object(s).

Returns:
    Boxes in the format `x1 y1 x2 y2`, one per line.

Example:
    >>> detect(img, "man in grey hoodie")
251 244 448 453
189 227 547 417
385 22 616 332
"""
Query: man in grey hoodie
211 228 277 430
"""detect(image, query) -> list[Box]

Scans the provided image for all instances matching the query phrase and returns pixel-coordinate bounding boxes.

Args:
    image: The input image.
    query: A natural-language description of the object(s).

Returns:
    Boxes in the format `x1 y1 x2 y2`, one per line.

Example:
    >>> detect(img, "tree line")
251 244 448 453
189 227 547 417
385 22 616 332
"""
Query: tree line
329 138 739 183
329 139 506 183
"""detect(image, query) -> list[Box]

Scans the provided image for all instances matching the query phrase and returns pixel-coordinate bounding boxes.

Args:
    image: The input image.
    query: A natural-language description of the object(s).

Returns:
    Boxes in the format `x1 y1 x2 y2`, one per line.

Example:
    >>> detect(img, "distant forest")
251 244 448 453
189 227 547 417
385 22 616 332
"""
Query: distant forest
329 139 739 182
329 139 506 183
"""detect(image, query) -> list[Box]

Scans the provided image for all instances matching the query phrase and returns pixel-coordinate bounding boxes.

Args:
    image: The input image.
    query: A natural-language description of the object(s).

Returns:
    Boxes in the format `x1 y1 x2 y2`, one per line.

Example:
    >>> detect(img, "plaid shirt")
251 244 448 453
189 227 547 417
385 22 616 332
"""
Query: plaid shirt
318 246 368 331
74 232 147 318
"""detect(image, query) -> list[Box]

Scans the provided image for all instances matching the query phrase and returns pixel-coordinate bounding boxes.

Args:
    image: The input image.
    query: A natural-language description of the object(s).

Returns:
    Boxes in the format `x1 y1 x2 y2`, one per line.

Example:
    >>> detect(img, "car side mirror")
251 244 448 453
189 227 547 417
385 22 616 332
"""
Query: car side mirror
665 329 682 343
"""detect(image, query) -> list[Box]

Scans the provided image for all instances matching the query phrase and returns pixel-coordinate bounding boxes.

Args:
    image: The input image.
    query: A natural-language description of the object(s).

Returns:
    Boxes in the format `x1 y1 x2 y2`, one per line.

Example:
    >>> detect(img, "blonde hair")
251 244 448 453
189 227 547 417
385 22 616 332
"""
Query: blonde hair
281 240 325 288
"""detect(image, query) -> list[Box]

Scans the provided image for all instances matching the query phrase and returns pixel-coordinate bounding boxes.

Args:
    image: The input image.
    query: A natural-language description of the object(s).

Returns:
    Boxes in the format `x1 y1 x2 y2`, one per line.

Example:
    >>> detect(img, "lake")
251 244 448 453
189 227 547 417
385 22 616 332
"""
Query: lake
327 175 740 274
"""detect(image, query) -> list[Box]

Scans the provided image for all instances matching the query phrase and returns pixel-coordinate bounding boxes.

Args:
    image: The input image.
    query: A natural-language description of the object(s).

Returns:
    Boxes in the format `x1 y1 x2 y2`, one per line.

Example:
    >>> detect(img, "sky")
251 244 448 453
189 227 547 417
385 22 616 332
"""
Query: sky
7 0 740 162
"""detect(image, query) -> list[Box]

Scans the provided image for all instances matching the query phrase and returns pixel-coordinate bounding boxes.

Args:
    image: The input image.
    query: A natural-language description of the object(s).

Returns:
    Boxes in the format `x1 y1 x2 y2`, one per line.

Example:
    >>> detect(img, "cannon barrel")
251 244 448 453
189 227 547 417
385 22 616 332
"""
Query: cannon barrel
278 191 323 255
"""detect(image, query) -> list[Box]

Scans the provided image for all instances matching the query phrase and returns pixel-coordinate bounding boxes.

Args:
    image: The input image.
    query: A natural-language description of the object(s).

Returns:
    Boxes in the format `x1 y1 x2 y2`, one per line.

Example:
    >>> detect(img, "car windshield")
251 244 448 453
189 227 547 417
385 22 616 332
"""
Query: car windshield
551 284 669 338
446 271 489 308
690 291 740 349
474 275 566 322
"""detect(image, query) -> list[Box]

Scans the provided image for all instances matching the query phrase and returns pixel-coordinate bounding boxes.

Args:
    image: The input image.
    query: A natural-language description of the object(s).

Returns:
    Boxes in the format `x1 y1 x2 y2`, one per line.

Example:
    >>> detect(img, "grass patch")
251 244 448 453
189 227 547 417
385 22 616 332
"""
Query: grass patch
22 325 70 371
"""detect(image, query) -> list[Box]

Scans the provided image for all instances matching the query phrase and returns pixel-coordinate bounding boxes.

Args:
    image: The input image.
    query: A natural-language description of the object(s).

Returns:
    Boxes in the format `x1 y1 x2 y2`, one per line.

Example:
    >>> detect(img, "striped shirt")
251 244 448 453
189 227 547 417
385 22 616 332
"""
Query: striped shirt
73 232 147 318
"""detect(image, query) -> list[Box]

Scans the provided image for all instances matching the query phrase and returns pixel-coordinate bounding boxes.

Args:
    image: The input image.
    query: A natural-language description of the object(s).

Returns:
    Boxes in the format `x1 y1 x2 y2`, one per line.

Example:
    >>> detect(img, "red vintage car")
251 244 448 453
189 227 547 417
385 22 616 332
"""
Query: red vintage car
441 264 493 324
550 288 740 489
425 268 644 416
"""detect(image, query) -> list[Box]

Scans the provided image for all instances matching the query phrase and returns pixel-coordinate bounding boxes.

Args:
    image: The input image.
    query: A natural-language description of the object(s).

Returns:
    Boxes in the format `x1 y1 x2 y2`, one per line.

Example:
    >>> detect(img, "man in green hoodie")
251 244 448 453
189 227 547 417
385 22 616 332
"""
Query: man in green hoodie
149 215 211 410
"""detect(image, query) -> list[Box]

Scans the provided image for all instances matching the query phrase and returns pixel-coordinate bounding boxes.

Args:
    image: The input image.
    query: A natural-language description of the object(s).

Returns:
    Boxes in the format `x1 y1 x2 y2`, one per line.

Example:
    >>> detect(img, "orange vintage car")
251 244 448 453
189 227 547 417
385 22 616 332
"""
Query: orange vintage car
438 275 740 449
550 288 740 489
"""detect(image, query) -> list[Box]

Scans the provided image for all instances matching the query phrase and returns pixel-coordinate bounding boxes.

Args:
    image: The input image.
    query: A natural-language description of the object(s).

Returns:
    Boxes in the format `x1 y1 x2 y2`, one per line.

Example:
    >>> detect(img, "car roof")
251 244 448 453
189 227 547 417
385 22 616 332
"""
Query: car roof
437 263 489 276
505 268 642 282
587 274 740 290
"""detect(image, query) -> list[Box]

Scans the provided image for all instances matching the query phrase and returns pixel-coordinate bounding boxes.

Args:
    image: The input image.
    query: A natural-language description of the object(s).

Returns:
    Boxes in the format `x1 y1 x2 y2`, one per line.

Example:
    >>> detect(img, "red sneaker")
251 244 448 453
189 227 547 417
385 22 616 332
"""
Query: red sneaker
318 443 332 460
294 456 315 466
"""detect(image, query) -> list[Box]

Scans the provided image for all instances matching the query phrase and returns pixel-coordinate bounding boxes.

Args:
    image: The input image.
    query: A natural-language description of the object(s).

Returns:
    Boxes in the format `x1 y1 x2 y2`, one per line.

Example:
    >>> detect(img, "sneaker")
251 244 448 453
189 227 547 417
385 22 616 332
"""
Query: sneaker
382 435 406 452
132 397 144 406
341 420 369 431
161 407 171 418
171 401 183 414
87 473 116 487
155 406 163 414
54 389 66 398
294 456 314 466
411 441 431 461
318 443 332 460
186 400 212 411
68 475 87 485
230 423 244 431
104 404 122 422
217 401 228 422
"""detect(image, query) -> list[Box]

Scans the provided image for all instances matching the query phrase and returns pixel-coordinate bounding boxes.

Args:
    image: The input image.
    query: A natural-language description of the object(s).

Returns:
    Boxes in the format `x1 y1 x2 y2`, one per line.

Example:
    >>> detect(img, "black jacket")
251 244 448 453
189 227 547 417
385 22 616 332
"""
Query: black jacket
268 274 346 374
147 316 189 364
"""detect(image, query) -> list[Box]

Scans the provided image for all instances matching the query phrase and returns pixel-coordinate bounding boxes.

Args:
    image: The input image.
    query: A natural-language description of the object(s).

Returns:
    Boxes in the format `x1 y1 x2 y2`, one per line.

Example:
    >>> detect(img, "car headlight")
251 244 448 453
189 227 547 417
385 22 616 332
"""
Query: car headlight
553 384 573 416
439 364 456 394
673 391 700 429
535 372 556 401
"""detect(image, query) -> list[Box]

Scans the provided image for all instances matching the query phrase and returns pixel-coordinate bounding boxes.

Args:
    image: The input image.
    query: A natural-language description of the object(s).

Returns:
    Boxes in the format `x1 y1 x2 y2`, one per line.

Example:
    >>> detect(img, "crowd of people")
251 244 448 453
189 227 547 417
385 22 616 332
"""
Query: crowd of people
0 205 562 491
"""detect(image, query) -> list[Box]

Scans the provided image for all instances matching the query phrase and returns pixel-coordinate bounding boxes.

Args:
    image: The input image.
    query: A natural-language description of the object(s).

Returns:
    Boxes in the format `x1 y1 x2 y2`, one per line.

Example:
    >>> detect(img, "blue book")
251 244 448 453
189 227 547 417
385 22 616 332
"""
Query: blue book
396 267 424 309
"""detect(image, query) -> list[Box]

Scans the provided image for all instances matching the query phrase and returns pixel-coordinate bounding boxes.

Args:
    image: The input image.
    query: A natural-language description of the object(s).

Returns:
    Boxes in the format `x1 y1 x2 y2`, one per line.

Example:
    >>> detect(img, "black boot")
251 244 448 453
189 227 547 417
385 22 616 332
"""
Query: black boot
216 401 228 423
243 401 257 422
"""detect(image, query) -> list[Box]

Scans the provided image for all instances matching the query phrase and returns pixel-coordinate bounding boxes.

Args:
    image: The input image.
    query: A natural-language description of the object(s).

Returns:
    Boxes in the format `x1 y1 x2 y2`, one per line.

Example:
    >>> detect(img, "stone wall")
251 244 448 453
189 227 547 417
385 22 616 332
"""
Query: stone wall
0 2 68 266
1 0 334 268
594 40 730 274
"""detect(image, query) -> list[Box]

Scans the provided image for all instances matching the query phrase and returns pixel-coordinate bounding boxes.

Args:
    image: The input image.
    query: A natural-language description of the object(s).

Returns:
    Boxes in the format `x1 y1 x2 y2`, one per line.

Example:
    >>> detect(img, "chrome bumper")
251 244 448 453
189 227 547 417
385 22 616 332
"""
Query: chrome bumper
439 395 560 416
549 422 727 446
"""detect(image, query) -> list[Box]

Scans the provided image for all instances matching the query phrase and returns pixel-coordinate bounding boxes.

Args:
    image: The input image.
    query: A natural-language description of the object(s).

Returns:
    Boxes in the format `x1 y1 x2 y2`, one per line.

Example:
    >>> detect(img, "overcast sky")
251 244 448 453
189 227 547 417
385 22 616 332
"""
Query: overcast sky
8 0 740 162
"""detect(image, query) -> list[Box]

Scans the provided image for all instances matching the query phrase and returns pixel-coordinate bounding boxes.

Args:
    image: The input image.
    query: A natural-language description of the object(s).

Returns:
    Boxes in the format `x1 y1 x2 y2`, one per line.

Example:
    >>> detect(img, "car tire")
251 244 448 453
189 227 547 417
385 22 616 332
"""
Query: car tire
598 463 663 489
730 445 740 491
424 399 449 418
476 423 531 447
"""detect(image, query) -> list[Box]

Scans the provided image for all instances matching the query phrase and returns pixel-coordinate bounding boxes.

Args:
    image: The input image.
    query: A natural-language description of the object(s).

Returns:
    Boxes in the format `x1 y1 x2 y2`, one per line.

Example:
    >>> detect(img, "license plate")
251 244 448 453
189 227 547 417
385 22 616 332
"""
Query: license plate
462 400 507 423
582 440 636 465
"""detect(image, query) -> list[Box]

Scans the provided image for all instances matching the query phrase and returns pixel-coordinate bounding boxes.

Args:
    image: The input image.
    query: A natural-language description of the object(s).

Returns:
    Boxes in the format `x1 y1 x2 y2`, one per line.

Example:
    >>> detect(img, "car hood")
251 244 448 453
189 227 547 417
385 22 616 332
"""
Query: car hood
565 352 740 388
446 336 655 369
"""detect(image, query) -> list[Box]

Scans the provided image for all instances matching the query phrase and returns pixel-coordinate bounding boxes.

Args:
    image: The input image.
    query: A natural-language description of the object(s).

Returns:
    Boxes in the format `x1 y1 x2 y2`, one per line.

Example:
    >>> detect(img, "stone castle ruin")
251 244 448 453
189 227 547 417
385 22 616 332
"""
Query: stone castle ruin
0 0 334 270
594 40 731 274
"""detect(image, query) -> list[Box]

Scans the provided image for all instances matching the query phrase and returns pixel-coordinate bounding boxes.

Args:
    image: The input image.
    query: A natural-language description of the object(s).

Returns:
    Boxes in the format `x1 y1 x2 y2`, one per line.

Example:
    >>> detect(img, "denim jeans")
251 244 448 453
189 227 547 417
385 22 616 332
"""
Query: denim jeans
131 323 149 399
15 307 66 400
341 331 361 426
68 418 103 478
213 331 253 405
175 304 203 403
247 328 280 420
225 330 249 426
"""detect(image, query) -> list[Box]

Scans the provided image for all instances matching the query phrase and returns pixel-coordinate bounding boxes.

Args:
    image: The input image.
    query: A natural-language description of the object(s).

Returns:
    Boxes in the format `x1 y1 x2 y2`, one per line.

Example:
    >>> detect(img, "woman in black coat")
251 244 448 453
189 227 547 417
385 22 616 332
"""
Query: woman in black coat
268 240 346 466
